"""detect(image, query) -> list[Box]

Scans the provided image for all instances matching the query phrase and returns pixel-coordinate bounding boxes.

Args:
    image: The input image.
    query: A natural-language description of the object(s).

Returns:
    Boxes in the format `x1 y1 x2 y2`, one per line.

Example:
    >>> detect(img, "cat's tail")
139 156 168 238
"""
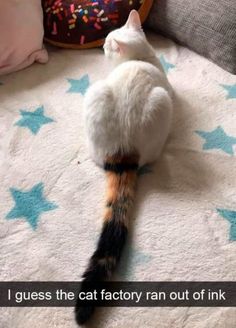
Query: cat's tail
75 153 139 325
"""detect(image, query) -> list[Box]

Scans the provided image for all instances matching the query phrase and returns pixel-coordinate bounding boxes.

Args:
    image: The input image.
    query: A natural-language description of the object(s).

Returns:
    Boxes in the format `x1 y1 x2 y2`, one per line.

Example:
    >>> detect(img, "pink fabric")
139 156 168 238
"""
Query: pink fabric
0 0 48 76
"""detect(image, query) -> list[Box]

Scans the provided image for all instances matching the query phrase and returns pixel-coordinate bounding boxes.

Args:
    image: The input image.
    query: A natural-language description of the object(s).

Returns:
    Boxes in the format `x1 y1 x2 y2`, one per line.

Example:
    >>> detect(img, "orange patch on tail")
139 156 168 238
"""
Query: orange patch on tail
103 153 139 226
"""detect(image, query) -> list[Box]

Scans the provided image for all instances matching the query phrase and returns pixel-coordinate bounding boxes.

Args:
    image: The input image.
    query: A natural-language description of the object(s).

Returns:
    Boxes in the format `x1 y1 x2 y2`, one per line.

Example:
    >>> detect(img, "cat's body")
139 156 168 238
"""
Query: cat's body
84 59 172 167
75 10 173 326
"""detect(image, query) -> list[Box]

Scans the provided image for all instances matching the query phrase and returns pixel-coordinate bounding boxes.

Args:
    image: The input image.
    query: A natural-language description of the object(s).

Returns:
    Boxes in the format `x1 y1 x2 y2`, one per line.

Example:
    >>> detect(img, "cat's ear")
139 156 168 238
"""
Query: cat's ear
125 10 142 30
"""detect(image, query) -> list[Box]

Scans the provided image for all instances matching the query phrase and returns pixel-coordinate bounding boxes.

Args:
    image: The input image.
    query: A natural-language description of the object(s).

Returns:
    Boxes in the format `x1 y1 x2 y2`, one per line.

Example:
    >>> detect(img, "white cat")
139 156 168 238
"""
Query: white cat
75 10 173 326
84 9 173 167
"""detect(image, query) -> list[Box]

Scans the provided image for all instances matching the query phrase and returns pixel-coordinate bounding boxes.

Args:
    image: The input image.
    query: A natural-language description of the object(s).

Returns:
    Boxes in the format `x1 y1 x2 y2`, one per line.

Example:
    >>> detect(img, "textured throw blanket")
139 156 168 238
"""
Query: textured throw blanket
0 33 236 327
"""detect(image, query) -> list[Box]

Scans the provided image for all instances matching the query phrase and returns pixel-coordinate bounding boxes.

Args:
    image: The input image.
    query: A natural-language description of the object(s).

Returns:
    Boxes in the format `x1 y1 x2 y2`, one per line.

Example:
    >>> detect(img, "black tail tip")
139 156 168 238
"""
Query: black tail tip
75 305 95 326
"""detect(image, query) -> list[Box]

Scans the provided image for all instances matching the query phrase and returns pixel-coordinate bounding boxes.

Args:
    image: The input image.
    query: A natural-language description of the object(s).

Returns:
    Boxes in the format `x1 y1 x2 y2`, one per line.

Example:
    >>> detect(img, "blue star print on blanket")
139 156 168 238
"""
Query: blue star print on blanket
217 209 236 241
220 83 236 99
15 106 54 135
195 126 236 155
118 246 153 280
159 55 175 73
6 183 58 230
67 74 90 95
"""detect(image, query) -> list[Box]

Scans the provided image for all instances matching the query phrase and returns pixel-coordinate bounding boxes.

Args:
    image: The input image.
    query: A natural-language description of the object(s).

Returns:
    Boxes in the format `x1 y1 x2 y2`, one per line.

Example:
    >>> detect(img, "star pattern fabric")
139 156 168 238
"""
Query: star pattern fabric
6 183 58 230
159 55 175 73
67 74 90 95
195 126 236 155
0 40 236 302
217 209 236 241
220 83 236 99
118 246 153 280
15 106 54 135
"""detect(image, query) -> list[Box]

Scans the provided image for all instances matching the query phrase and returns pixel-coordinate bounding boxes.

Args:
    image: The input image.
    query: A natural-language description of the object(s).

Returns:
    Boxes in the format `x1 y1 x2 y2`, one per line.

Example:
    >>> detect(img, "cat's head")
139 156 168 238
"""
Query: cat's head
103 10 149 62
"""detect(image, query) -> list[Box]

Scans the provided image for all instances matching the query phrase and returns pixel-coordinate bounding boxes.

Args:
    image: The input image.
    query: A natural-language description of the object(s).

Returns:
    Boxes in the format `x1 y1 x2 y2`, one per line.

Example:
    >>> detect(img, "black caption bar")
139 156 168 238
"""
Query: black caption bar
0 282 236 307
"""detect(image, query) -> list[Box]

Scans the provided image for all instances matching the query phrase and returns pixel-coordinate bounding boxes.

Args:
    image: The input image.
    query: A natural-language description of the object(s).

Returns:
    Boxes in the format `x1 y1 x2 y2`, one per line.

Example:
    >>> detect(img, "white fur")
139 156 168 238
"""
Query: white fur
83 10 173 167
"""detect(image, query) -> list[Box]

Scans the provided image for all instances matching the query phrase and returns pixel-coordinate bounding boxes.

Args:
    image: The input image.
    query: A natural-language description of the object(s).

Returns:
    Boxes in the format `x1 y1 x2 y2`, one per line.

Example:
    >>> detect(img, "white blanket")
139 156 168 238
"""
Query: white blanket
0 33 236 327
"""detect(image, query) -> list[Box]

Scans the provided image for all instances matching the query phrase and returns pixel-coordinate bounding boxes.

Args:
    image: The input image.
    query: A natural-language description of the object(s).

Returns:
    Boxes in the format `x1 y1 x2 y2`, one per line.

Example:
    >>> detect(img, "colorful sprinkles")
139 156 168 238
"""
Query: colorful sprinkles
80 35 85 44
43 0 145 45
52 21 57 35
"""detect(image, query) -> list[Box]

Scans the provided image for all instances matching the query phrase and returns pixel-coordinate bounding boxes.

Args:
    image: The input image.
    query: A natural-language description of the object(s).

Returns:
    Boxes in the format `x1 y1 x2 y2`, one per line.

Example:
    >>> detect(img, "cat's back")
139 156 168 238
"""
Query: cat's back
107 60 168 92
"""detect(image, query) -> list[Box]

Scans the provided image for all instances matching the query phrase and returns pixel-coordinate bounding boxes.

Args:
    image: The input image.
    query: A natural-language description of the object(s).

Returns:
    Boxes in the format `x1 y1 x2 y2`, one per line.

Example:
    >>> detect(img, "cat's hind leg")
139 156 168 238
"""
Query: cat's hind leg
83 81 119 166
137 86 173 166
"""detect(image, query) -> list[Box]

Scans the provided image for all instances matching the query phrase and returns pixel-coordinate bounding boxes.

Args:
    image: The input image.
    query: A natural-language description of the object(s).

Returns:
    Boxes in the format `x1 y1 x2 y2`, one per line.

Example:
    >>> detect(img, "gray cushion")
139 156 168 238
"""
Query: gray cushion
146 0 236 74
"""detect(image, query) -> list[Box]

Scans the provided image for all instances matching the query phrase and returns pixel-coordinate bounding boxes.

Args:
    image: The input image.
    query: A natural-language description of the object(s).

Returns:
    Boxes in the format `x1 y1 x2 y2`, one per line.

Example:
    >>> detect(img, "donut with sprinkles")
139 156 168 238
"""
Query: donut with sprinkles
43 0 153 48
